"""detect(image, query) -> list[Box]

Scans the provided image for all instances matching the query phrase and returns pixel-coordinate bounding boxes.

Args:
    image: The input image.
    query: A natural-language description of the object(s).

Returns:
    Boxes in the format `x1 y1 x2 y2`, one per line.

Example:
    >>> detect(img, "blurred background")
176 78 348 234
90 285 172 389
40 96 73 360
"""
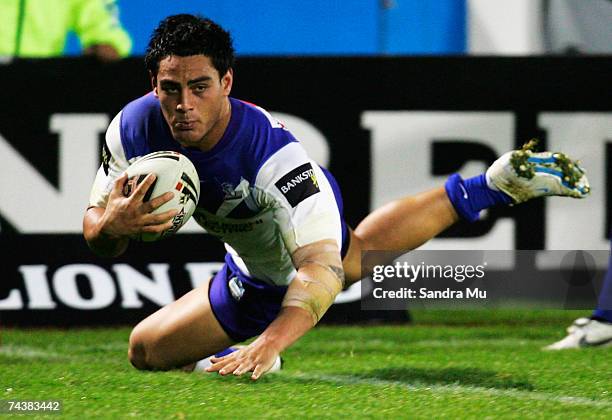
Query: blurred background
61 0 612 56
1 0 610 325
5 0 612 59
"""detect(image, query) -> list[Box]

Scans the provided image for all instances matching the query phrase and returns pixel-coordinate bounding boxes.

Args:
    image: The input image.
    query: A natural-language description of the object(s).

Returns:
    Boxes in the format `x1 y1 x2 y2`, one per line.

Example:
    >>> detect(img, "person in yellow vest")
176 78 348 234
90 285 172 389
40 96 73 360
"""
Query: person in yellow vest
0 0 132 61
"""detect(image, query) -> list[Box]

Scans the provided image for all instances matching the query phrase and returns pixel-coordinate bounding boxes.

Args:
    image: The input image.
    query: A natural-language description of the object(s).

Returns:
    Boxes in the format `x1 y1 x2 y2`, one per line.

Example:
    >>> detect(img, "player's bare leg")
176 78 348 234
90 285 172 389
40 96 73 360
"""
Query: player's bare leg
342 142 590 285
342 187 457 283
128 278 235 370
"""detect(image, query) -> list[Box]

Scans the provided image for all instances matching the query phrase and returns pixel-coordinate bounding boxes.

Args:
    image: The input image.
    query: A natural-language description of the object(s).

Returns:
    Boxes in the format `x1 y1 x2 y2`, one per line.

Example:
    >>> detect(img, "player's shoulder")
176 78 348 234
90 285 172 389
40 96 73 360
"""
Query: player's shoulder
115 92 174 160
121 91 160 120
230 98 301 175
234 98 285 130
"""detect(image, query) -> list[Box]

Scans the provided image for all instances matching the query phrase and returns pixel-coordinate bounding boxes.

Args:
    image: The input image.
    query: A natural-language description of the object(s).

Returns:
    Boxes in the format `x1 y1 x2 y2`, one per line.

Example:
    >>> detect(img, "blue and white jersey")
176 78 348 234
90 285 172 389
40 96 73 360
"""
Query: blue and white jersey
89 93 343 286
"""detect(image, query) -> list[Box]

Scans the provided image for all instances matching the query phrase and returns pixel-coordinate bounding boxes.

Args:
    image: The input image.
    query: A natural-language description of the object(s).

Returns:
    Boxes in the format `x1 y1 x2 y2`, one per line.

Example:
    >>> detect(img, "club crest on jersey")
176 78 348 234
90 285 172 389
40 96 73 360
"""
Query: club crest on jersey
101 141 111 175
221 182 244 200
275 163 320 207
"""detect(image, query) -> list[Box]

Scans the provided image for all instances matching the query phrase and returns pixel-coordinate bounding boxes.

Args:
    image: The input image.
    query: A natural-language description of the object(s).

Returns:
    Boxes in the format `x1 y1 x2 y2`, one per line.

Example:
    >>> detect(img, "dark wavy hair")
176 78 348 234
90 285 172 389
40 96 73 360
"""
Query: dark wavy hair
145 14 235 78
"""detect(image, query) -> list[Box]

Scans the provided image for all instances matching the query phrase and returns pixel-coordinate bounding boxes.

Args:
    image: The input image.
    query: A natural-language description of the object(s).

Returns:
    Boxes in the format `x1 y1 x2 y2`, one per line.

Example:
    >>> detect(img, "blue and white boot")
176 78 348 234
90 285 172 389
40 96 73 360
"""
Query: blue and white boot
486 139 590 203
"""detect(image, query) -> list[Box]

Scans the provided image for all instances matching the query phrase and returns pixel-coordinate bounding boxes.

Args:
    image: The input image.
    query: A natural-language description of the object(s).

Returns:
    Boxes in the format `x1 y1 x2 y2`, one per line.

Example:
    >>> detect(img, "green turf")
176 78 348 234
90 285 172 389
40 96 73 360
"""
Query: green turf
1 310 611 419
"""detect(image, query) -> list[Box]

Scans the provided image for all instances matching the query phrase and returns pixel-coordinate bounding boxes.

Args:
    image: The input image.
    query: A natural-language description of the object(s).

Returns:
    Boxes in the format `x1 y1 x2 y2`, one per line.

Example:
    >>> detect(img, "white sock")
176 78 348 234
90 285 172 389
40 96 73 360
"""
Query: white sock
192 356 214 372
191 347 282 373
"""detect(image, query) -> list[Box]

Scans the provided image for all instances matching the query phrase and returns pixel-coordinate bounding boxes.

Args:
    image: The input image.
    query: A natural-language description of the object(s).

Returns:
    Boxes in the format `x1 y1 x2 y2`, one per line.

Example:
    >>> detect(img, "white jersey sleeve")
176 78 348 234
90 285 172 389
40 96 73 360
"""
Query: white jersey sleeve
88 111 130 208
254 142 343 256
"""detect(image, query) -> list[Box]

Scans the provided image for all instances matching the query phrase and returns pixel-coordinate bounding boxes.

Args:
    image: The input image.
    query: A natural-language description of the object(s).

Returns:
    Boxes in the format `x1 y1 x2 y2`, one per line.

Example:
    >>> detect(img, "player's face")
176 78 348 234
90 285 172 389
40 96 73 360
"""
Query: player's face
153 55 233 150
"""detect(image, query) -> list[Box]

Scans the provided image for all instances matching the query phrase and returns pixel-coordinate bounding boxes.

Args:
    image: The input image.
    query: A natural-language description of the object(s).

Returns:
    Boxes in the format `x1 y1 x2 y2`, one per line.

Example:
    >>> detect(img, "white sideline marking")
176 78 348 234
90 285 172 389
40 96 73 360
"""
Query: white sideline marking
69 342 127 352
0 342 126 359
405 338 533 347
287 372 612 408
330 337 536 347
0 345 64 360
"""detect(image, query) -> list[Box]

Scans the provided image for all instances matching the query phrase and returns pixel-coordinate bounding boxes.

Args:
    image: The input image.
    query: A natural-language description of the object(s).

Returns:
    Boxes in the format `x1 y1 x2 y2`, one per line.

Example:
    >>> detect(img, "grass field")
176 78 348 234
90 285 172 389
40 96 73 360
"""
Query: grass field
1 310 611 418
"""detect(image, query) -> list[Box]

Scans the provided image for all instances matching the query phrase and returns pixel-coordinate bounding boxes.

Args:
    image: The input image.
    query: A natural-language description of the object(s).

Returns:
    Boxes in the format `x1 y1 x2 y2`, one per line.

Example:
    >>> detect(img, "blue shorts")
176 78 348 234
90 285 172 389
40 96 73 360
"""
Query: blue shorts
208 167 350 342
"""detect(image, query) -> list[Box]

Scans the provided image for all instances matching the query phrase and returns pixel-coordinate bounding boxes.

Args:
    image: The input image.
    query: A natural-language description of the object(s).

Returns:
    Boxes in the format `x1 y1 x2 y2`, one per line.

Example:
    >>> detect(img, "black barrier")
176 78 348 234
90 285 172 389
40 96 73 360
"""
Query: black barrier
0 234 403 326
1 56 611 326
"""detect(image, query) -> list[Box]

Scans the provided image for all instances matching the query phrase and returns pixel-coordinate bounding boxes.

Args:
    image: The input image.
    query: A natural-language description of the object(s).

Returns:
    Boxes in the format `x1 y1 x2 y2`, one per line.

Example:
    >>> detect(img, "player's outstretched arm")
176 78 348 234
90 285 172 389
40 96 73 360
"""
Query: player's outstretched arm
83 173 177 257
206 239 344 380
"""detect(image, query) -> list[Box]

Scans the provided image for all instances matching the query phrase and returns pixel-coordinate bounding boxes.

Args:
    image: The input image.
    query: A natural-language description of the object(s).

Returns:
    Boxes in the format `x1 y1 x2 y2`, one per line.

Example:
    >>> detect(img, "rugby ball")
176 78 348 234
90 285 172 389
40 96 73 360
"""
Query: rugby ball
124 151 200 242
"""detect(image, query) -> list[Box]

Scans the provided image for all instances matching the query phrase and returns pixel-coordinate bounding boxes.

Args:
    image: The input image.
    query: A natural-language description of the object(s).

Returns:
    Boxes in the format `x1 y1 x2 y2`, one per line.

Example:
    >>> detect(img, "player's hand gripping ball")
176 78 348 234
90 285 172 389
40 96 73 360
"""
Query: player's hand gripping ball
124 151 200 241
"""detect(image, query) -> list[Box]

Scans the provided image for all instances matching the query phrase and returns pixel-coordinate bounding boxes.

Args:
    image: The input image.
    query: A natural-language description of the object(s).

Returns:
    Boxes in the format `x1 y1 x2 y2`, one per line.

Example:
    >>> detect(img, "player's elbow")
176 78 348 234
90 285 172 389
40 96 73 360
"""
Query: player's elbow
83 233 128 257
85 238 128 258
83 226 128 258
